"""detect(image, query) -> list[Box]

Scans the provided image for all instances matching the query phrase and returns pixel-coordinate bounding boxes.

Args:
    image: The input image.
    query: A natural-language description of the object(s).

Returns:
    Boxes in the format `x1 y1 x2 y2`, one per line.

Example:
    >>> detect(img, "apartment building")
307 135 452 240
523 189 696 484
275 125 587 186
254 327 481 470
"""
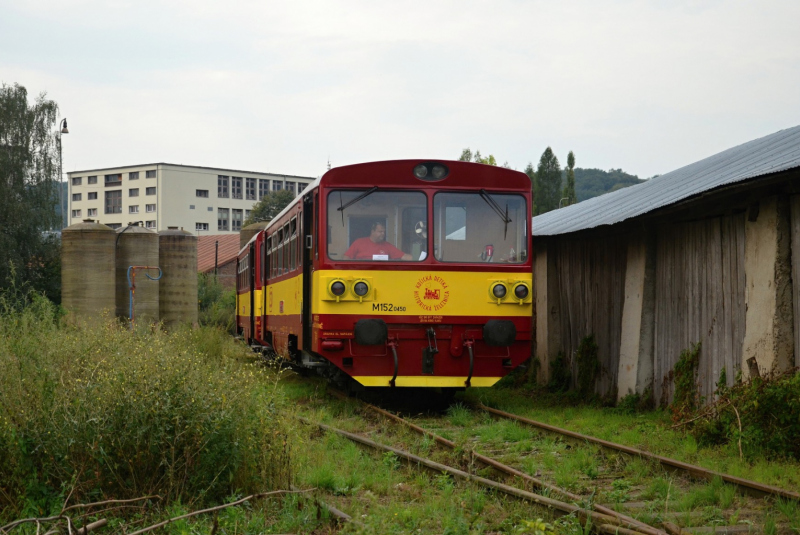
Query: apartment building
66 163 315 235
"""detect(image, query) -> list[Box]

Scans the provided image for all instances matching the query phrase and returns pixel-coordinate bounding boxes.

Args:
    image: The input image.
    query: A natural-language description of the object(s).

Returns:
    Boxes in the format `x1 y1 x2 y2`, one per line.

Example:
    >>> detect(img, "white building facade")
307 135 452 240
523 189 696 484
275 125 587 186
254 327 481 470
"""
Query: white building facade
66 163 315 235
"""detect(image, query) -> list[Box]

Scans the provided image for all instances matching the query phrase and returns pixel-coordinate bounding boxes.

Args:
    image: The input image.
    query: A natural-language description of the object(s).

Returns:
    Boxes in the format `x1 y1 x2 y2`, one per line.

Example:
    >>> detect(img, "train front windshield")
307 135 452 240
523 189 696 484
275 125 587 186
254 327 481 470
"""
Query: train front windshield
326 189 528 264
433 192 527 264
327 190 428 262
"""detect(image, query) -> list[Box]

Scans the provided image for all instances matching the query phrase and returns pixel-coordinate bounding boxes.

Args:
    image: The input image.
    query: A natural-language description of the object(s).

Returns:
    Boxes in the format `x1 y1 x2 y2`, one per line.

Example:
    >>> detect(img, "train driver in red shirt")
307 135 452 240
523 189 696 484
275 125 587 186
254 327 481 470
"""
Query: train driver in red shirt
343 222 412 261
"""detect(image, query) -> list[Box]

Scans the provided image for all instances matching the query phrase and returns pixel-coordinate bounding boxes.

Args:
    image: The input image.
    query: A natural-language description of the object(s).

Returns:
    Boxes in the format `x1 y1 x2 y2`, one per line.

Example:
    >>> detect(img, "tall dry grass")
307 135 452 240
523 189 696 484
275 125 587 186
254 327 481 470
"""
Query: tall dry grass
0 292 291 520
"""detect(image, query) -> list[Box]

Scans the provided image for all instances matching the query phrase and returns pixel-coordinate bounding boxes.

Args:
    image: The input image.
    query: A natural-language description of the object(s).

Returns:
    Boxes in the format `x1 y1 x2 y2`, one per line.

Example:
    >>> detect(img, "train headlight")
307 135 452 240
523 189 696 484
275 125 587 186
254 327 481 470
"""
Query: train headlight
413 164 428 178
492 283 507 299
432 165 448 179
353 281 369 297
514 284 529 300
329 280 346 299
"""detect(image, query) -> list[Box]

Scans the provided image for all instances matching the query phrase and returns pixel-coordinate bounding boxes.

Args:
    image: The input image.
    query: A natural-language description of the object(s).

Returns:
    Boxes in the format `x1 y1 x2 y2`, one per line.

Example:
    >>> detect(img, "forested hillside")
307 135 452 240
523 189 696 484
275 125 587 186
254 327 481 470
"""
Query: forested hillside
573 168 645 201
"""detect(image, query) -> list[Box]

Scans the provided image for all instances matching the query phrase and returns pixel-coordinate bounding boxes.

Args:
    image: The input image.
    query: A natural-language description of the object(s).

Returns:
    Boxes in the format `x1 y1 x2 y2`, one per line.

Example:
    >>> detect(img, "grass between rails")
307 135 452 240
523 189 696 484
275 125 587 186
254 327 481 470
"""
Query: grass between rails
465 384 800 493
284 375 800 533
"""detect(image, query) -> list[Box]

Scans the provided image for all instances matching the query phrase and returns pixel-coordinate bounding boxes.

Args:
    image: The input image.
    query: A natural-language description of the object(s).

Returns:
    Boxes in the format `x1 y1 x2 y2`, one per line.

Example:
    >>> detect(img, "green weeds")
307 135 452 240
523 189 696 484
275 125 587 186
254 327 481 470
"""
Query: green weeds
0 295 291 520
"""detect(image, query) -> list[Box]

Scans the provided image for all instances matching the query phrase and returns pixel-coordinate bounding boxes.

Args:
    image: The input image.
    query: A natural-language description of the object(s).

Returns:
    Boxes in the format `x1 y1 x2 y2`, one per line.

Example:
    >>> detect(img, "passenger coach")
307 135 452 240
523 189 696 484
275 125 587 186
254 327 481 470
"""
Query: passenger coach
237 160 533 388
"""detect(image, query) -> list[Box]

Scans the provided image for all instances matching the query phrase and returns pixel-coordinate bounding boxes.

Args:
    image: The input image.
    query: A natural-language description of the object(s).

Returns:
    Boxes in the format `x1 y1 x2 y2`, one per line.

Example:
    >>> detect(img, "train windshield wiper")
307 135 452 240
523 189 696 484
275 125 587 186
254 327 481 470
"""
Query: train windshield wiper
479 189 511 239
337 186 379 226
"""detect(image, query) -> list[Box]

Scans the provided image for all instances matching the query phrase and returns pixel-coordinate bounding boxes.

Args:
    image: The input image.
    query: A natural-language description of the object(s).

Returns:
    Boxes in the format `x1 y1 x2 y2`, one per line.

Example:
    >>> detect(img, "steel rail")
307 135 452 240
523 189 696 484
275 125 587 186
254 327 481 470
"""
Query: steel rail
327 389 670 535
478 403 800 502
302 417 654 535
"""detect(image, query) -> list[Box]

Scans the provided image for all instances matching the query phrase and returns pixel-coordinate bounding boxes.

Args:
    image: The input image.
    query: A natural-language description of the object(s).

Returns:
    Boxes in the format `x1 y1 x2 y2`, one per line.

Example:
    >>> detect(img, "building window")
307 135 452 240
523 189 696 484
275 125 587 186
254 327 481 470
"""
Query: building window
105 190 122 214
88 208 97 217
218 175 229 198
232 177 243 199
71 209 81 218
196 189 209 198
145 187 156 195
129 172 139 180
88 176 98 185
146 204 156 213
129 205 139 214
259 179 269 199
245 209 251 220
88 192 97 200
145 220 156 229
189 205 195 210
72 193 81 202
107 223 121 230
145 170 156 178
196 222 209 231
129 188 139 197
286 181 296 195
232 209 243 231
71 177 82 186
207 206 213 211
218 208 229 231
105 174 122 186
272 181 283 191
246 178 256 200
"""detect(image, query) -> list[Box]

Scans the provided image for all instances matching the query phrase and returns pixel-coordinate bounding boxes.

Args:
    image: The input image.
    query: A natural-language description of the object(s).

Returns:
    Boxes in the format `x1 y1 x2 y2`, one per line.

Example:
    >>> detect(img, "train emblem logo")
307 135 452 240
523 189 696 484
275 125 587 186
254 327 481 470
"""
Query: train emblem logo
413 275 450 312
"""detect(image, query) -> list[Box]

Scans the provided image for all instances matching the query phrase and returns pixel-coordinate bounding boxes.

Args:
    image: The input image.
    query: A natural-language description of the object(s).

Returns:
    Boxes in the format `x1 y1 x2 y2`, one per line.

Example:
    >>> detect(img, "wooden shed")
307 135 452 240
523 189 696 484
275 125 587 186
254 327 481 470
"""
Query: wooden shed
533 126 800 405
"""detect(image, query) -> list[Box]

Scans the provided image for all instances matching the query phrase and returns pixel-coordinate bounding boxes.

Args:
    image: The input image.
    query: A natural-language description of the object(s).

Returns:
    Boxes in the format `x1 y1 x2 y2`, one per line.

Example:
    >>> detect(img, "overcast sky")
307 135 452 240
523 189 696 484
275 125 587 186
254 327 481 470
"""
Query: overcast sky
2 0 798 180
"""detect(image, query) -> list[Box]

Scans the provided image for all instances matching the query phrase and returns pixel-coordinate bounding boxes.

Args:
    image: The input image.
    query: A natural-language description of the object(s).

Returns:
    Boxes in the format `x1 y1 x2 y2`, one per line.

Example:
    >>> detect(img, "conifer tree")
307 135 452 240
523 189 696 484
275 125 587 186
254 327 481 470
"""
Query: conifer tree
534 147 561 215
562 150 577 206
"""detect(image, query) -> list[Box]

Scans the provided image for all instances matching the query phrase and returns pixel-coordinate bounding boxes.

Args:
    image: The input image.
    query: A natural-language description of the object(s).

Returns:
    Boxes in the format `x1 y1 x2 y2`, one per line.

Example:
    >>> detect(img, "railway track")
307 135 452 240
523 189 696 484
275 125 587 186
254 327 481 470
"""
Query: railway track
294 384 799 534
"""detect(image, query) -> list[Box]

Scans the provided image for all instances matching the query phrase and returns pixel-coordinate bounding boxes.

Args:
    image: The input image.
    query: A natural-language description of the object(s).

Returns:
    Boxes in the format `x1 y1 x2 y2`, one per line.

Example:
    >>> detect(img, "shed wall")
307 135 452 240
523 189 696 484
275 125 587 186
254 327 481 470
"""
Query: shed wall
792 195 800 368
653 214 747 405
554 235 628 397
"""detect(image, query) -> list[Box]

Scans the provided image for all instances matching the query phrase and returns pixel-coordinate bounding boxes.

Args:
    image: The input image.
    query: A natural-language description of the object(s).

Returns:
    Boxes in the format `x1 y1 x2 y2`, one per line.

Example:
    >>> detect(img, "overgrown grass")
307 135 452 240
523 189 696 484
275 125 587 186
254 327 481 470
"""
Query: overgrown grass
0 292 291 521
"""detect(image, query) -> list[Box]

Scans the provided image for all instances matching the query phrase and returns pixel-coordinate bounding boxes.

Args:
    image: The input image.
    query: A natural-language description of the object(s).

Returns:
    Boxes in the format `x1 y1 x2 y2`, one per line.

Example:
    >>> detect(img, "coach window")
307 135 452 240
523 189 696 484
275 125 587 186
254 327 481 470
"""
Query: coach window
289 218 297 271
433 192 527 264
277 228 284 276
283 223 292 273
327 190 427 261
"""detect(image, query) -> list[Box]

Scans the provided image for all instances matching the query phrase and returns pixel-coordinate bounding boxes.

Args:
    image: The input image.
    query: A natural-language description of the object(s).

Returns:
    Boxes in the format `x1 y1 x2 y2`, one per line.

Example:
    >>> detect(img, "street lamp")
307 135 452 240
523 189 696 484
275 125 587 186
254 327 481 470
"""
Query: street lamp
57 118 69 229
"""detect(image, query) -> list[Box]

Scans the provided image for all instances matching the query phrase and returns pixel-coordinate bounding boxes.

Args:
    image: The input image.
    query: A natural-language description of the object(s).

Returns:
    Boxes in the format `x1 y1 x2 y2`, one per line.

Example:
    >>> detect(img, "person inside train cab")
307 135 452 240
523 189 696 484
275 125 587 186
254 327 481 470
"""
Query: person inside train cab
343 221 412 261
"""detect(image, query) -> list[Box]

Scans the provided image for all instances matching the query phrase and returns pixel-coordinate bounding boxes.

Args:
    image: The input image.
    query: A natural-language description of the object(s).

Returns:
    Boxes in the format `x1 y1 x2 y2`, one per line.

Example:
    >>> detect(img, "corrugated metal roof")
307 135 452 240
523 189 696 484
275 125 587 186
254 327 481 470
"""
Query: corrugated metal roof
533 125 800 236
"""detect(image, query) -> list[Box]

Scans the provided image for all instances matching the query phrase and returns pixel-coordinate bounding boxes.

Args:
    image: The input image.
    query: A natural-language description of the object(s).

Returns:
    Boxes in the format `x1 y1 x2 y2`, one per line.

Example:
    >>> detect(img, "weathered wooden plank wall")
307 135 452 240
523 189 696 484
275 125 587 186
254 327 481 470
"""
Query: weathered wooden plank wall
792 195 800 367
653 214 746 405
554 235 628 397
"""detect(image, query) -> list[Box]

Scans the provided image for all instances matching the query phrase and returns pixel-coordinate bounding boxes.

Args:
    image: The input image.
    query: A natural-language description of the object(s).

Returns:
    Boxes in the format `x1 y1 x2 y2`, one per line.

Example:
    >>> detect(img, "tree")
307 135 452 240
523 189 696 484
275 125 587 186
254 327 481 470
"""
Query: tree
458 148 497 166
243 189 295 226
534 147 561 215
524 162 536 213
0 83 61 300
562 151 577 206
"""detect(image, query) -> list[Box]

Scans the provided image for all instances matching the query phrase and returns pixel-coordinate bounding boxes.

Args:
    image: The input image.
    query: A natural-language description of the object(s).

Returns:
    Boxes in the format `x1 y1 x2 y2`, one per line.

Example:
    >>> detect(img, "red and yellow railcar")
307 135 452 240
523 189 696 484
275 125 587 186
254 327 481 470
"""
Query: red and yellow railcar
237 160 532 388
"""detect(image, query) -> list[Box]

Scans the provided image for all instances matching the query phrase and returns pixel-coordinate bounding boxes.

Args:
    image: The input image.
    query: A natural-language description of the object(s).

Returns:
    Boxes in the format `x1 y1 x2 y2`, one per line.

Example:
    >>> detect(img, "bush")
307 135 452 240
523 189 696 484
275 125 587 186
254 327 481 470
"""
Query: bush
198 273 236 333
0 293 291 519
693 369 800 460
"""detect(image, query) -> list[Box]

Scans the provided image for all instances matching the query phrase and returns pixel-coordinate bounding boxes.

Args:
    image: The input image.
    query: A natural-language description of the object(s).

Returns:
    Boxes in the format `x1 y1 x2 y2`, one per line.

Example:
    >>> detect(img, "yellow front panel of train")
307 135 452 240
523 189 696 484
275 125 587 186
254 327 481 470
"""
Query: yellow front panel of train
312 270 532 317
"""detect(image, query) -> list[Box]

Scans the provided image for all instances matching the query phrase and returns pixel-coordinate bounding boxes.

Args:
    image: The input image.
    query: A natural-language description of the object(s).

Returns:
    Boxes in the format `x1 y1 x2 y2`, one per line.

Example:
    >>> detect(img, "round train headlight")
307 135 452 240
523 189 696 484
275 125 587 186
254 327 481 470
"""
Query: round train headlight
330 280 346 296
432 165 448 179
492 283 507 299
514 284 529 299
413 164 428 178
353 281 369 296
